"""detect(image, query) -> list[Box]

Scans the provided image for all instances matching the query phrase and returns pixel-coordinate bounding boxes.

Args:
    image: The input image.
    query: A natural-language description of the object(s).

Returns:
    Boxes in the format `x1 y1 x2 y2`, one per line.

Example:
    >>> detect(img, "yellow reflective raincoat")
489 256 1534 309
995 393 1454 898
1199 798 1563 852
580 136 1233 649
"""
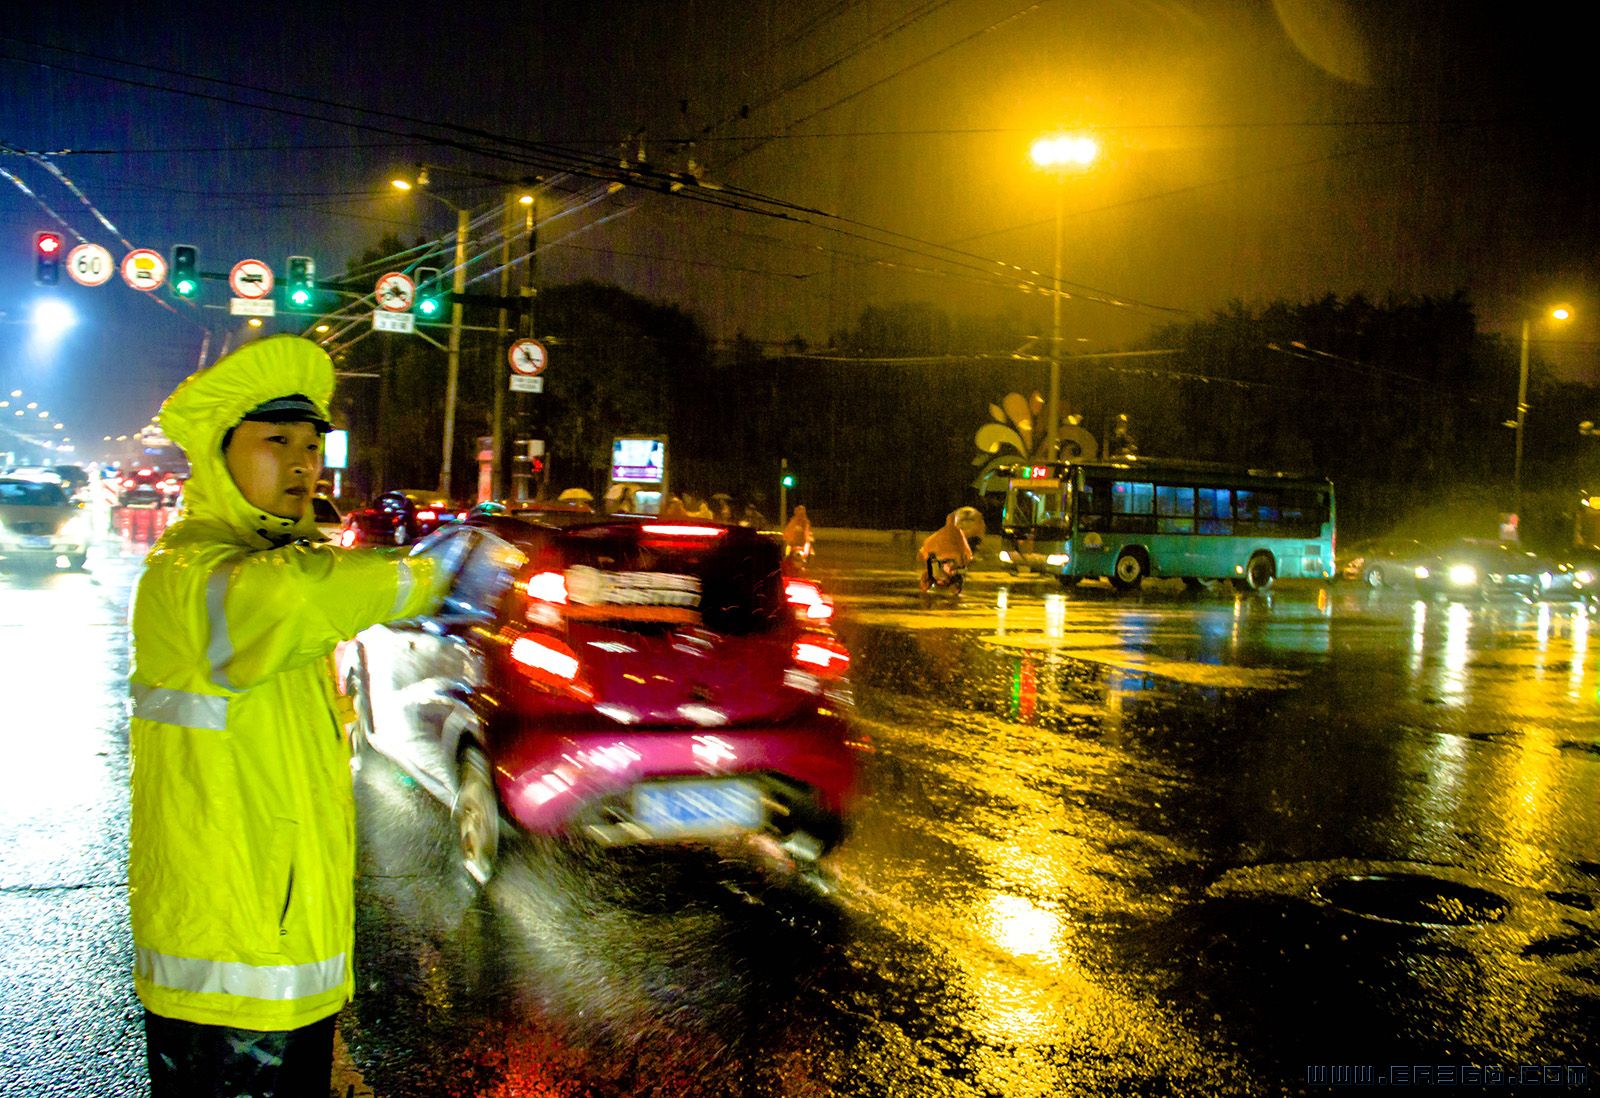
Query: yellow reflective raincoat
128 336 445 1031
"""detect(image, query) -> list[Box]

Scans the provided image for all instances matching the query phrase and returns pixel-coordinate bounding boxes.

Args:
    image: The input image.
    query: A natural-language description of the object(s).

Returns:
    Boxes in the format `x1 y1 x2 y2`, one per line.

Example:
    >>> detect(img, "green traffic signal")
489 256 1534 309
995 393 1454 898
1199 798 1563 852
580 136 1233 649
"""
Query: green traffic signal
782 474 796 488
414 265 443 318
284 255 316 311
169 245 199 299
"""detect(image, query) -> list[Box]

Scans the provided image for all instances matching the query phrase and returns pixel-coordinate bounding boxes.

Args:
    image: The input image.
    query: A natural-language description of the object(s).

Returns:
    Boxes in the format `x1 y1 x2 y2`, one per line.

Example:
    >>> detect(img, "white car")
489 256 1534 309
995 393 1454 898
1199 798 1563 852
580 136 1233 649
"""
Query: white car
312 495 343 542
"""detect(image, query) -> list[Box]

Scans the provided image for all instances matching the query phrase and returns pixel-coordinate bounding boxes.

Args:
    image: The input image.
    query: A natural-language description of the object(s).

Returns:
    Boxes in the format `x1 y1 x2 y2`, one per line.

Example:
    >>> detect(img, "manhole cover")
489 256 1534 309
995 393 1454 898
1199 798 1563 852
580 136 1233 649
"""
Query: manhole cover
1314 872 1510 927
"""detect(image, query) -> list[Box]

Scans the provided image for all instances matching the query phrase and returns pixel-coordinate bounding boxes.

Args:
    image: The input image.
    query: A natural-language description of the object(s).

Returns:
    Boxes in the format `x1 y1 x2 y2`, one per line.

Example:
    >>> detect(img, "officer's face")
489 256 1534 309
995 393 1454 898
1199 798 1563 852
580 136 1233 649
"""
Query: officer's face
224 419 322 520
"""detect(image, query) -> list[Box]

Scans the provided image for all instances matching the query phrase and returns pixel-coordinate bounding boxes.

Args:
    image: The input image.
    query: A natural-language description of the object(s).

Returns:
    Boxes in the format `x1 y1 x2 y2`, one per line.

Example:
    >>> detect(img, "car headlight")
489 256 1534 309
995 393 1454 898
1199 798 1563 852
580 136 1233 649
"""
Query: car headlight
998 550 1012 563
1578 569 1595 586
1414 565 1430 580
1447 563 1478 586
1045 553 1069 566
61 514 91 540
1539 571 1553 589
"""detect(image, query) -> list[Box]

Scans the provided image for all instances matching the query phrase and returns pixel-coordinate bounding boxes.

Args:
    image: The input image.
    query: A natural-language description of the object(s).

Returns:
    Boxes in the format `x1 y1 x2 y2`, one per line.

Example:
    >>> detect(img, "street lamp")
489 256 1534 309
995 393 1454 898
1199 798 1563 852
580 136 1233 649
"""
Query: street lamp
1512 305 1573 519
1030 134 1098 457
393 174 472 499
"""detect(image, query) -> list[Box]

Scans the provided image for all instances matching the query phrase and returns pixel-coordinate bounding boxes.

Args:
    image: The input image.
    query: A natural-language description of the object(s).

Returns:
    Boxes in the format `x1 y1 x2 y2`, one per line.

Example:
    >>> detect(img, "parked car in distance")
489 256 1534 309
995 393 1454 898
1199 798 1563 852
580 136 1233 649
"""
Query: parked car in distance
312 494 342 541
1412 539 1554 602
118 467 167 509
340 517 860 887
338 489 458 547
0 476 91 569
1338 536 1432 589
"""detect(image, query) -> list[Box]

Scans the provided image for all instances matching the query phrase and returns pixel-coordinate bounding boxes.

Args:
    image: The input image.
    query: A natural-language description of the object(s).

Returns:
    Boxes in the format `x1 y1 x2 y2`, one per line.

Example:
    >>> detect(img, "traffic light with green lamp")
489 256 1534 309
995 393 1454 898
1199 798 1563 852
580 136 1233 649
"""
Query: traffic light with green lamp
284 255 316 311
170 245 199 299
782 471 797 489
414 266 444 319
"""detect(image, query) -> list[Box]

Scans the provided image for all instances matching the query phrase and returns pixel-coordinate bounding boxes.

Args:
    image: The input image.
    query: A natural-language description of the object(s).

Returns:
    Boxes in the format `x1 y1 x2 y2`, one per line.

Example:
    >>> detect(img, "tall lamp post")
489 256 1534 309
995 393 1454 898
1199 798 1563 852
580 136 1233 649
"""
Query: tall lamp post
1029 133 1098 457
393 173 470 499
1512 305 1572 521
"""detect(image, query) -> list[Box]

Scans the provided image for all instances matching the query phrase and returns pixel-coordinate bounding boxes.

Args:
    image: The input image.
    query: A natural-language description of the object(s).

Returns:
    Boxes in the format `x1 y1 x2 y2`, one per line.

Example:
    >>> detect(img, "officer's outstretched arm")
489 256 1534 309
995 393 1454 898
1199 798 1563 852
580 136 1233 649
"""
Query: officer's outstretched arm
206 543 445 692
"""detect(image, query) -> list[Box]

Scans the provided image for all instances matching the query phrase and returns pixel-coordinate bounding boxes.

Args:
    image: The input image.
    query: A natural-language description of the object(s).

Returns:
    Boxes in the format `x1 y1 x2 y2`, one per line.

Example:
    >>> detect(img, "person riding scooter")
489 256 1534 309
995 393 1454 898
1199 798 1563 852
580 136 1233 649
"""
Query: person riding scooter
783 505 814 567
919 510 974 593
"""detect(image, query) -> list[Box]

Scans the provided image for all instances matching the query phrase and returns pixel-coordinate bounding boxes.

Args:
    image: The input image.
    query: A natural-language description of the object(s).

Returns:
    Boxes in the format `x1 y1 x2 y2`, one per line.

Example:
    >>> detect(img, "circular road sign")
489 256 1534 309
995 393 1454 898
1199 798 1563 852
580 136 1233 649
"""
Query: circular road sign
67 243 115 287
229 259 274 300
508 338 548 376
121 248 167 292
375 271 416 312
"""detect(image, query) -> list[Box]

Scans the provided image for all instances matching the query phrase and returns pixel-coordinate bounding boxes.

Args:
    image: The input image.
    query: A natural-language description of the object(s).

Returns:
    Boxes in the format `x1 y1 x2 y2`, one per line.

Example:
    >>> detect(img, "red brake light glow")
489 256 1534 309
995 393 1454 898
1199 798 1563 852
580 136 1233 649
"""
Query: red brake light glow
640 524 725 537
523 570 568 604
417 509 437 523
784 578 835 620
792 635 850 675
511 634 582 681
340 528 358 548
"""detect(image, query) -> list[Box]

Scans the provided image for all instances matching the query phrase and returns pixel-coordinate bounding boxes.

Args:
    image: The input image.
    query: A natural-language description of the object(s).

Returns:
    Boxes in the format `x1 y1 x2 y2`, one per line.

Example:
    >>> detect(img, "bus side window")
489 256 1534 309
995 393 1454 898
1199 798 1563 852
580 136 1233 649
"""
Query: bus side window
1198 487 1232 534
1111 480 1155 534
1156 485 1195 533
1078 477 1111 532
1279 489 1320 537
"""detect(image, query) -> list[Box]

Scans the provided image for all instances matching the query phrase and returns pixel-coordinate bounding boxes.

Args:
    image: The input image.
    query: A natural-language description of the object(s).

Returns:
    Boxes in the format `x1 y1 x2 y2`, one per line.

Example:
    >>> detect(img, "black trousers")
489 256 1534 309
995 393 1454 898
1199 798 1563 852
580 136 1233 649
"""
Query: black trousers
144 1009 335 1098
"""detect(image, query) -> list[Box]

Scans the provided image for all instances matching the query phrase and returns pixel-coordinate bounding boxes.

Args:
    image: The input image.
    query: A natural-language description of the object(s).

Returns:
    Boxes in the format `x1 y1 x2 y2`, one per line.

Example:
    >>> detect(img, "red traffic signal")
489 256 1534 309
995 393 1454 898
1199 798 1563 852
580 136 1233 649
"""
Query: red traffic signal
35 231 63 285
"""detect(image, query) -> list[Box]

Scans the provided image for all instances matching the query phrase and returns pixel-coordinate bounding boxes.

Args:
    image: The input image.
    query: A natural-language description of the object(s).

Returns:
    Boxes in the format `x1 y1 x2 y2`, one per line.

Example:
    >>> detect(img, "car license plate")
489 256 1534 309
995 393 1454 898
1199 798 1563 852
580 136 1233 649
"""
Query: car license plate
19 536 51 549
633 780 763 836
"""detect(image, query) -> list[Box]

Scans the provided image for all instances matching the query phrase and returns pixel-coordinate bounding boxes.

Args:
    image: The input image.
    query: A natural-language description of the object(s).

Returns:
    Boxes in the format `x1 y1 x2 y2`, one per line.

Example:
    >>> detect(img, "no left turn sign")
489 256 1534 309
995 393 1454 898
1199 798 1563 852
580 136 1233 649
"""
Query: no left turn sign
229 259 274 299
508 338 547 376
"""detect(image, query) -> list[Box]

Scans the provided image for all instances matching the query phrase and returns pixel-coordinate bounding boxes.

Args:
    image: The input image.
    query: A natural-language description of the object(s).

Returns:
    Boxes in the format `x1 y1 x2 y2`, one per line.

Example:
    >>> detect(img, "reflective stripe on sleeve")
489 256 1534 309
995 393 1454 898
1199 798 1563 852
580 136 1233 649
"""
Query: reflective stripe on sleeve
130 684 229 730
136 946 346 1002
206 565 237 691
391 559 414 617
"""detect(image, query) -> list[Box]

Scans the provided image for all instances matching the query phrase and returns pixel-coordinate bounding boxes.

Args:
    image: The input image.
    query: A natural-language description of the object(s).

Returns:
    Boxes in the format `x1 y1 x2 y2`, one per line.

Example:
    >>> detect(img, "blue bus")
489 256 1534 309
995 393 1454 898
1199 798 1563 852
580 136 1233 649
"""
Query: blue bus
998 457 1335 591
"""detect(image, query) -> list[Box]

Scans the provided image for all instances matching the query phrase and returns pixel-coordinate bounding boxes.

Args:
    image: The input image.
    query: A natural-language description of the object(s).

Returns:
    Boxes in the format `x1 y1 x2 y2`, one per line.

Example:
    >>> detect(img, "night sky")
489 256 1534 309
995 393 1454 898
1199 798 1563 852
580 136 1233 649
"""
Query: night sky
3 2 1596 456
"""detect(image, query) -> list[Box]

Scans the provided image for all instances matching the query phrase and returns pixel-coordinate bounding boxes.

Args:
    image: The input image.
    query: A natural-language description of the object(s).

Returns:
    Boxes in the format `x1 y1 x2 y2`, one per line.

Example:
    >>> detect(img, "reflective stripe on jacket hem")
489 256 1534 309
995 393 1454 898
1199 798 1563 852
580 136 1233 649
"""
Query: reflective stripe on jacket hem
136 946 345 1002
130 684 229 730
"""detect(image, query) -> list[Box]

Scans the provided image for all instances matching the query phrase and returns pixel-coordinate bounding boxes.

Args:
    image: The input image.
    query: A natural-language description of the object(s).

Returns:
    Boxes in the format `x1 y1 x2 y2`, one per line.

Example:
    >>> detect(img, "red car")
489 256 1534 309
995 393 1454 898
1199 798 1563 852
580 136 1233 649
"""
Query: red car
340 518 860 886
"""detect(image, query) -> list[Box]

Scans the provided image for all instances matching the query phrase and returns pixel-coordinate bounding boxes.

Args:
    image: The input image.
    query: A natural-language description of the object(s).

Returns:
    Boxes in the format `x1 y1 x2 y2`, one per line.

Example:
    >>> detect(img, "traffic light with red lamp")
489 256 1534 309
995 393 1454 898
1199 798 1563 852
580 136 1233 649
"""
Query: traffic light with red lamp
35 231 62 285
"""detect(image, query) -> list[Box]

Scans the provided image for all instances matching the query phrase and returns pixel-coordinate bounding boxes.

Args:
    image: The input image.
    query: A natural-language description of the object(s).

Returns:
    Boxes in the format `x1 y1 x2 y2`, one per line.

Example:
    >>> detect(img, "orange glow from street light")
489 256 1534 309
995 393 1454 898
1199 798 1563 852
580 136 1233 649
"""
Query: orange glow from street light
390 178 413 191
1552 307 1571 321
1031 134 1098 169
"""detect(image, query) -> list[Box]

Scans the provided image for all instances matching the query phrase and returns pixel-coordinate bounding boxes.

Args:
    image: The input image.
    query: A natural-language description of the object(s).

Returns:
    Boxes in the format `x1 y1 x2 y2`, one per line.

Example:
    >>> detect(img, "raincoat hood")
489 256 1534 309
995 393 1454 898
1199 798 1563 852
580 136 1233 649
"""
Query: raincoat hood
160 336 334 549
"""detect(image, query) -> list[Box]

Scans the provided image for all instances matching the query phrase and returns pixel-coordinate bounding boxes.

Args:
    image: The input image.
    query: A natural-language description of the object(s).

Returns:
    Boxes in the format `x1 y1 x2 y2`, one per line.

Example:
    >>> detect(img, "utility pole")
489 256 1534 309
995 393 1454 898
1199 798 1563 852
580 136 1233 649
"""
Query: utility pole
437 204 469 499
491 196 512 500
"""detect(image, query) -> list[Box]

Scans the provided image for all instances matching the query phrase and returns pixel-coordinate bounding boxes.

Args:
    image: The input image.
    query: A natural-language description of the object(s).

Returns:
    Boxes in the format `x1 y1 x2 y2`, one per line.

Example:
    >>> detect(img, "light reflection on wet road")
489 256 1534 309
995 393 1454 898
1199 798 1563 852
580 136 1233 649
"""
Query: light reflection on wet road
1 531 1595 1096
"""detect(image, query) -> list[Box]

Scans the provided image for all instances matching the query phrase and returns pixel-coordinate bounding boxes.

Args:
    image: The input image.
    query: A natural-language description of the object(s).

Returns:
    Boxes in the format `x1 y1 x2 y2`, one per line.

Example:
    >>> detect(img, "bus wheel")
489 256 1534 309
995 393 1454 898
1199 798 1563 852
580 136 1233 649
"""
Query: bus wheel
1055 574 1081 589
1111 551 1147 591
1234 552 1276 592
1182 577 1214 593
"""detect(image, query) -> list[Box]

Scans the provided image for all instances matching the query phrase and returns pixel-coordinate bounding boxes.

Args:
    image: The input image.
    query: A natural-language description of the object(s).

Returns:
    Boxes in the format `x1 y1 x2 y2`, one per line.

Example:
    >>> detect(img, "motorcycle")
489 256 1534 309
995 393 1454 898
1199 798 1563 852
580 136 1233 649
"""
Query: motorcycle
920 554 967 596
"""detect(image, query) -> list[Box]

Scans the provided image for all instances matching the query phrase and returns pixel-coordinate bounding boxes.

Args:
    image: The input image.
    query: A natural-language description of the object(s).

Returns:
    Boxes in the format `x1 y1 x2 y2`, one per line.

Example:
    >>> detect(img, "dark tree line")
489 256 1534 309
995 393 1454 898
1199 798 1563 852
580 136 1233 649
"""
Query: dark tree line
329 251 1600 541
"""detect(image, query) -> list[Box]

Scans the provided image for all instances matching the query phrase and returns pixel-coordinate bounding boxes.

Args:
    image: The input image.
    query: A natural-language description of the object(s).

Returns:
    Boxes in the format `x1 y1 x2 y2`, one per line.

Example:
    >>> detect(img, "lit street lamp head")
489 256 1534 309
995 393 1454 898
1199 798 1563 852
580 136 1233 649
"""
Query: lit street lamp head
1031 134 1099 170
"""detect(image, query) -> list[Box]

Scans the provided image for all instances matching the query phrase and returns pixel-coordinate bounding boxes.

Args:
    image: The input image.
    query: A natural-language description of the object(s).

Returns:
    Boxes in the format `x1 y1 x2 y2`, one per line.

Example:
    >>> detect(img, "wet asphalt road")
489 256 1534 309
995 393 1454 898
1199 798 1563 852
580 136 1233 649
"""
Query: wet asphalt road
1 522 1597 1096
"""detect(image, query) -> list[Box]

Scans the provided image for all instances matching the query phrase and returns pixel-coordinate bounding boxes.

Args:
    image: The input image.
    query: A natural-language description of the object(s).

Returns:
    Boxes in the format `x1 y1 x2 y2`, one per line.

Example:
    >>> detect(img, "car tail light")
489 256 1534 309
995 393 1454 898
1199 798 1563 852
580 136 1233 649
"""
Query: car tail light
510 632 592 698
784 578 835 620
340 528 358 548
640 524 725 537
522 570 568 604
791 634 850 677
417 509 437 523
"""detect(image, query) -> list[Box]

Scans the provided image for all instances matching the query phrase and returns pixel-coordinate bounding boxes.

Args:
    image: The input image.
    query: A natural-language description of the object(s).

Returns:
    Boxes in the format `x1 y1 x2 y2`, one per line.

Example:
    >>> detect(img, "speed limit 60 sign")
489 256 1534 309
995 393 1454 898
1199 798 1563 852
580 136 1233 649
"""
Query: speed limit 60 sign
66 243 114 287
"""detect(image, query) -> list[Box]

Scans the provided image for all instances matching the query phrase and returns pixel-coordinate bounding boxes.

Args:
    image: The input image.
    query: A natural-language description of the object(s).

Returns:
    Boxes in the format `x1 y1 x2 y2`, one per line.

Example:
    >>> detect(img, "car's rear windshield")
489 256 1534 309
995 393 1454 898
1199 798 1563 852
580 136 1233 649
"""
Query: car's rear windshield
0 480 68 507
550 526 784 634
